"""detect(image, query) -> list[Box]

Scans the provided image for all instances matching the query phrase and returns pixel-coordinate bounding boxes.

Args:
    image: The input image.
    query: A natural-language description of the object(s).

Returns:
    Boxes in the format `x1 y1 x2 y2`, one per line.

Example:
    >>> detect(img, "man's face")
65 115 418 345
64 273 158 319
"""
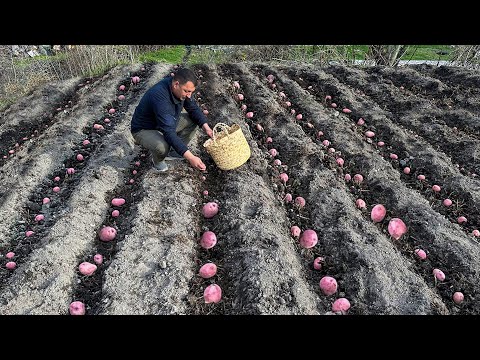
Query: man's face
172 80 195 100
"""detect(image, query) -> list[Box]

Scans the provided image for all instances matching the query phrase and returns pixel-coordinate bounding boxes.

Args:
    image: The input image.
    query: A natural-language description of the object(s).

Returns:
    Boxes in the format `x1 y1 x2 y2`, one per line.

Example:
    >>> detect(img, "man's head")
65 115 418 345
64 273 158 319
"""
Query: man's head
171 68 197 101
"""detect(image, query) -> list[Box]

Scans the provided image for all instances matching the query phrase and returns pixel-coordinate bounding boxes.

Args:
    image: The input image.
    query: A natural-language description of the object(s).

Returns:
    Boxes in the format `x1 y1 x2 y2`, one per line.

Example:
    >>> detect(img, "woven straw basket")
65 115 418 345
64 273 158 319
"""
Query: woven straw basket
203 122 251 170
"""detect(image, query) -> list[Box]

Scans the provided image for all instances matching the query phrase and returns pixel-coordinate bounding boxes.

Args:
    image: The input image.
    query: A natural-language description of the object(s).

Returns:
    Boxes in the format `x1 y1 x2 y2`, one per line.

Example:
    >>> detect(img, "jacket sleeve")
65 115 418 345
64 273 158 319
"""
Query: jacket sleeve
183 96 208 127
152 91 189 156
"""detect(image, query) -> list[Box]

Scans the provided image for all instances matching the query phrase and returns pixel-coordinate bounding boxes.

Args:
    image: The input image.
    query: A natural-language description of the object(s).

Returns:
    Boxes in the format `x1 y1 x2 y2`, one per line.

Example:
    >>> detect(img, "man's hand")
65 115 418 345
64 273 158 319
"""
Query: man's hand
184 150 206 171
203 123 213 138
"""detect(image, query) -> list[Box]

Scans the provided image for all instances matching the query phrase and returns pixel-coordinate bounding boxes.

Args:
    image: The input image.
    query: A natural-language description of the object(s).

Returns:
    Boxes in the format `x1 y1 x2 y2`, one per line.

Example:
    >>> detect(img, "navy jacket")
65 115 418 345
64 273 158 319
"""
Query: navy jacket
131 76 207 155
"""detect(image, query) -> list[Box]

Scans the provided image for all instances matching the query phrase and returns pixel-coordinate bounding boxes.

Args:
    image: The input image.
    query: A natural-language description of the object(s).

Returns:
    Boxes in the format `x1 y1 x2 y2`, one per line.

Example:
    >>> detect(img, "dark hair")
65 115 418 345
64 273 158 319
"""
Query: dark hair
173 68 197 85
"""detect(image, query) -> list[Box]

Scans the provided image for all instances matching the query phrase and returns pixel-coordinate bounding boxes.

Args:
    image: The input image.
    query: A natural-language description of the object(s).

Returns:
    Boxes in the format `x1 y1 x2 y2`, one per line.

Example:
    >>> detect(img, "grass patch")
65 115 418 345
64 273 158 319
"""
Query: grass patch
402 45 452 61
138 45 185 63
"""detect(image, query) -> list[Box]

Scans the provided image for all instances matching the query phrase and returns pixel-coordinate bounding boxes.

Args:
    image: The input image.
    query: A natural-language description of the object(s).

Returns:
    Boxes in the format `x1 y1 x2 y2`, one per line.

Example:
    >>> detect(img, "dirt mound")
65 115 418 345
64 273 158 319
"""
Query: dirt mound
0 62 478 315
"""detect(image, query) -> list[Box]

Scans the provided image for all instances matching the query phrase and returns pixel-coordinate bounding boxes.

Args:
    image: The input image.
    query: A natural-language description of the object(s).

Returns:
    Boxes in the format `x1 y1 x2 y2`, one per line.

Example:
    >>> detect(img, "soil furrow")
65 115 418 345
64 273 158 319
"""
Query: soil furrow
0 77 84 167
240 63 449 314
284 64 480 239
0 110 144 314
253 63 480 313
0 64 140 248
366 66 480 132
193 63 321 314
324 65 480 177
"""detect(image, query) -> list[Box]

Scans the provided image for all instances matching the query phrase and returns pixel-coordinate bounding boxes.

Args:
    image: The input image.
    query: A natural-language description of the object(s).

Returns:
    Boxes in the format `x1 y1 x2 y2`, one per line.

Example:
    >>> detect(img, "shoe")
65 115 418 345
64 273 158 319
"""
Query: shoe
152 160 169 172
165 149 185 161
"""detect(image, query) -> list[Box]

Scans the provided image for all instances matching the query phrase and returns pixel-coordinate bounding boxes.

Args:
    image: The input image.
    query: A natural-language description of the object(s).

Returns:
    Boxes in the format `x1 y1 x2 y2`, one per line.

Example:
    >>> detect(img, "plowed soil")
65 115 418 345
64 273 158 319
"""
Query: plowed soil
0 62 479 315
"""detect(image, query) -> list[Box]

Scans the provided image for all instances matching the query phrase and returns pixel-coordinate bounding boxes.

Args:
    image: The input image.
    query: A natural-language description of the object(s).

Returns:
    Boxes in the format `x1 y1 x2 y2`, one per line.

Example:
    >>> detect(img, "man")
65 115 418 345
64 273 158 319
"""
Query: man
131 68 213 172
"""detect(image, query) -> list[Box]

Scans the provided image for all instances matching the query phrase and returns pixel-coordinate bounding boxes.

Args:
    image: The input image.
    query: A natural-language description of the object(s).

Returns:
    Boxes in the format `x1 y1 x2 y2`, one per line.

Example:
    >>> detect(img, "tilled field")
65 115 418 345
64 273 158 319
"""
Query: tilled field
0 62 478 315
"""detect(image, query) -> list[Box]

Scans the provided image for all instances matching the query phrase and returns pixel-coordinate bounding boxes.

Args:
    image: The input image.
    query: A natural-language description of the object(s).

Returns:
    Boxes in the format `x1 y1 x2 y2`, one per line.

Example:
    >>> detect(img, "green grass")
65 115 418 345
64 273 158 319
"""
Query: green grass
403 45 452 61
138 45 185 63
336 45 452 61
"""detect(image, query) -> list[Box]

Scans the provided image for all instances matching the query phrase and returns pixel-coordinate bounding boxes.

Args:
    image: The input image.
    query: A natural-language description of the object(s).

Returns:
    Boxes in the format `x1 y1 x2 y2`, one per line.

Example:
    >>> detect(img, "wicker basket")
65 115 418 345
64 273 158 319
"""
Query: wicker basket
203 122 251 170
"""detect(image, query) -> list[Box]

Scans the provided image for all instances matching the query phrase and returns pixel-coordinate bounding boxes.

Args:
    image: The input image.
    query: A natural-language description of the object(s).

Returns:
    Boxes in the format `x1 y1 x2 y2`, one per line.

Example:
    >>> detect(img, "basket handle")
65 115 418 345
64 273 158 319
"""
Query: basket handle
212 122 231 144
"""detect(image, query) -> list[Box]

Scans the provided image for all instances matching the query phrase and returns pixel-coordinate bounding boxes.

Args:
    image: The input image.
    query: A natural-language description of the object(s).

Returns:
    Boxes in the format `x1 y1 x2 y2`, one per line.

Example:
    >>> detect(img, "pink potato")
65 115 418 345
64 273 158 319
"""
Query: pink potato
313 256 324 270
241 104 247 111
417 174 426 181
204 284 222 304
365 131 375 138
291 226 301 237
118 95 125 101
328 147 335 153
325 95 332 100
432 185 441 192
388 218 407 240
403 167 411 174
199 263 217 279
299 229 318 248
256 124 264 132
269 149 278 157
296 114 303 120
200 231 217 249
246 112 254 118
472 229 480 237
284 193 292 202
79 262 97 276
390 153 398 160
111 198 126 206
108 108 115 114
344 174 351 182
35 214 45 222
332 298 351 313
6 252 15 259
320 276 338 296
279 91 286 98
453 292 464 304
43 197 50 204
6 262 16 270
279 173 289 183
371 204 386 223
202 202 219 218
98 226 117 242
317 131 324 137
342 108 352 114
69 301 85 315
357 118 365 125
322 140 330 147
112 210 120 217
233 81 240 89
274 159 282 166
336 158 344 166
295 197 306 208
53 186 60 193
93 254 103 265
355 199 366 209
433 268 445 282
66 168 75 175
353 174 364 184
458 216 467 224
203 109 209 115
203 190 208 196
119 85 126 91
237 93 244 101
443 199 452 207
414 249 427 260
266 137 273 144
132 170 137 175
331 103 337 108
377 141 385 147
54 176 61 182
25 230 34 237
